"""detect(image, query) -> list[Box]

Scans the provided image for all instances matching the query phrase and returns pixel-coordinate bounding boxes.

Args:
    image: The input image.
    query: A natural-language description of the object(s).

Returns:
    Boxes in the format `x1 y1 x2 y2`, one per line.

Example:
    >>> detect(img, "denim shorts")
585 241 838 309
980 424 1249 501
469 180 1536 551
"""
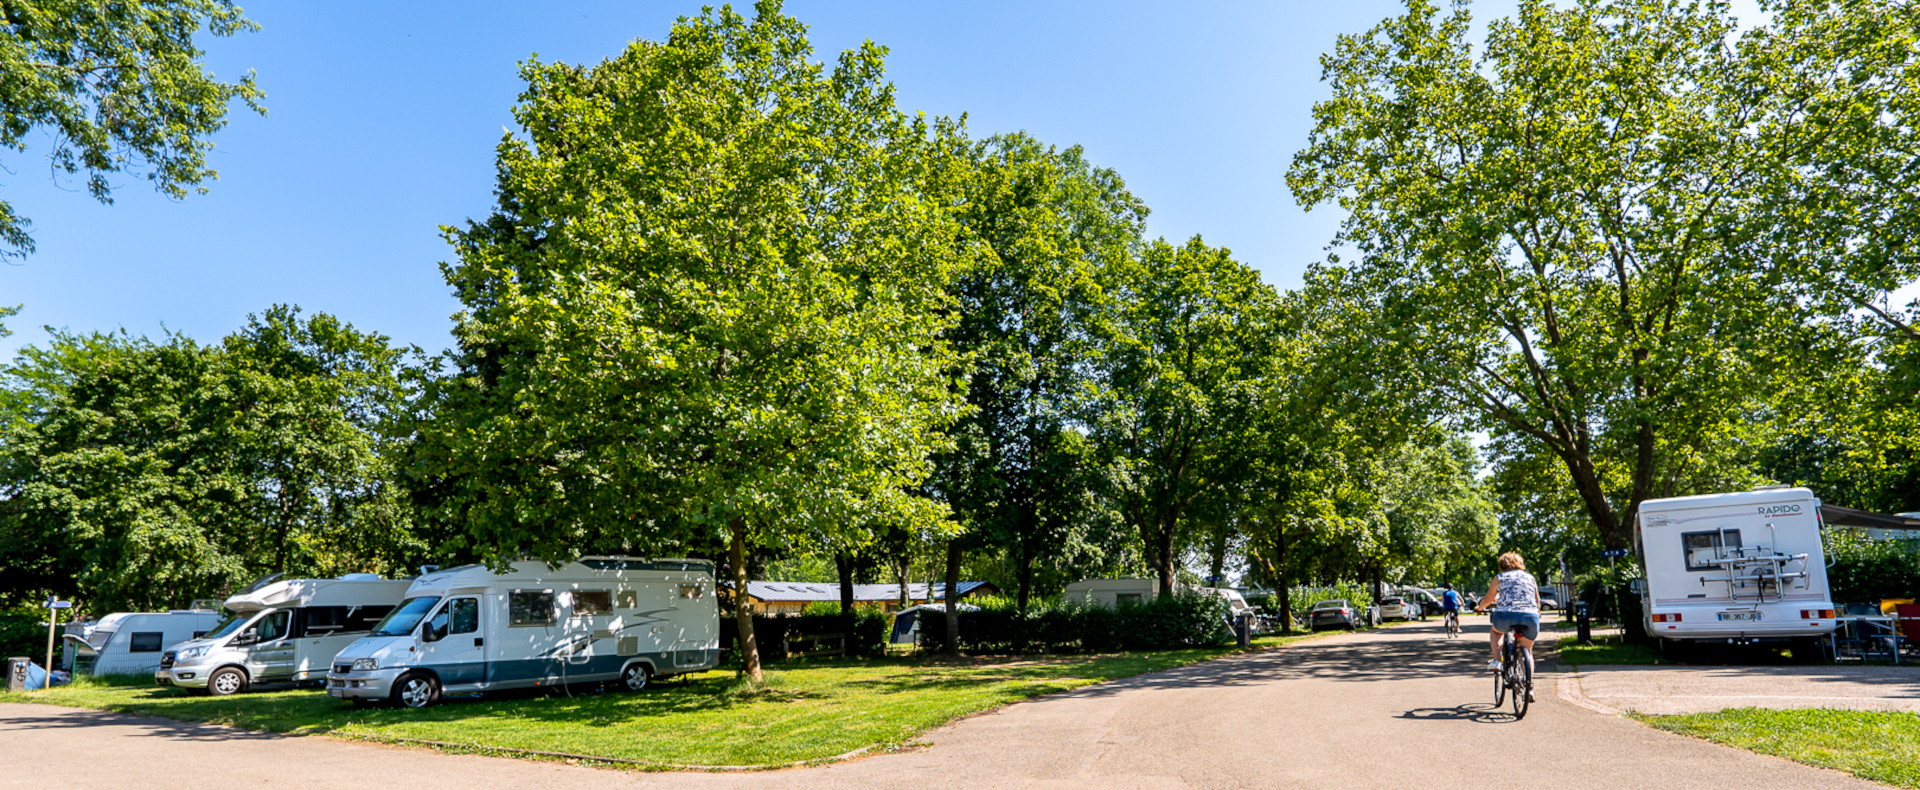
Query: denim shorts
1489 610 1539 639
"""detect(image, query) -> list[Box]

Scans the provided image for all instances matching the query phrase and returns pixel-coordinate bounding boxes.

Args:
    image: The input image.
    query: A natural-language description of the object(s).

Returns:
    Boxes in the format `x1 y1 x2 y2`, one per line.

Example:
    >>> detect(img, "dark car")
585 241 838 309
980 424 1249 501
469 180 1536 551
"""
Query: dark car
1308 599 1362 631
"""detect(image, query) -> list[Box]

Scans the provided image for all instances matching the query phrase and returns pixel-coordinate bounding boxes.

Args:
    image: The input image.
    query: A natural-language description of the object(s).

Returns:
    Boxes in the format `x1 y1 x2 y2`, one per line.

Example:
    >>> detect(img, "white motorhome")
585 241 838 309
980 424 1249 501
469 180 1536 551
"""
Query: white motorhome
1063 578 1163 607
62 609 223 676
325 557 719 708
1635 486 1838 647
154 573 411 695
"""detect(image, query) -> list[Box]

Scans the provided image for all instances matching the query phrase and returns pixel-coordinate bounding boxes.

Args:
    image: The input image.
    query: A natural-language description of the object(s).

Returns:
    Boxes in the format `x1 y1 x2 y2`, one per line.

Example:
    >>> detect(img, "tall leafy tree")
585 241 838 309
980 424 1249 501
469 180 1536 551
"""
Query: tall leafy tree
426 1 967 681
0 0 265 258
1288 0 1920 549
1092 237 1277 597
929 132 1146 611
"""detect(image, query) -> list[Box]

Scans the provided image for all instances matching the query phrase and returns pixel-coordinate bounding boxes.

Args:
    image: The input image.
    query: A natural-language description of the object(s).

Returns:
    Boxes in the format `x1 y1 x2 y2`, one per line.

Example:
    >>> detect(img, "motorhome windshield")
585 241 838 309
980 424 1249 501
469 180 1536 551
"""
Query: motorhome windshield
201 612 249 641
370 596 442 637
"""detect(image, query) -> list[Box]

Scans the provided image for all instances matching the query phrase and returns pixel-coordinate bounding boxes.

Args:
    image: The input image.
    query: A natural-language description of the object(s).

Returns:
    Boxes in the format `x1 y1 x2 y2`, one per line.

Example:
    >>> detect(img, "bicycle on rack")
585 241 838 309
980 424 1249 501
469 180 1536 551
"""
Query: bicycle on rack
1492 629 1532 719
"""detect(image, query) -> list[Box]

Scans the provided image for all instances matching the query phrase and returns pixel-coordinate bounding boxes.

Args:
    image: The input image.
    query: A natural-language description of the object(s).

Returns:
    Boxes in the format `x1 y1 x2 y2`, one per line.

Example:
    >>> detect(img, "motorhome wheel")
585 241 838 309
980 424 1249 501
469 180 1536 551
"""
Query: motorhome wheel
206 667 248 697
393 673 440 709
621 663 651 692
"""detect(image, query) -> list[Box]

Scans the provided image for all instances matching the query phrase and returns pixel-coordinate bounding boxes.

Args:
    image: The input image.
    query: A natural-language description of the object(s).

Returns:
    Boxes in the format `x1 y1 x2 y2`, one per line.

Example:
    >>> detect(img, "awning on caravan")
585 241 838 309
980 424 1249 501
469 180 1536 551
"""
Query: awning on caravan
1820 505 1920 530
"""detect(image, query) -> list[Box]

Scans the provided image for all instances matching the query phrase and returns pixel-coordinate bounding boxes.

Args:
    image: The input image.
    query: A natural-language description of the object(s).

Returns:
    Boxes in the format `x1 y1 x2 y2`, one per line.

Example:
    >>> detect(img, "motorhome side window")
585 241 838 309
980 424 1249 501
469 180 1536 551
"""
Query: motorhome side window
678 584 704 600
1115 593 1142 605
572 591 613 616
617 590 637 609
1683 530 1741 571
449 599 478 634
129 632 164 653
509 591 556 626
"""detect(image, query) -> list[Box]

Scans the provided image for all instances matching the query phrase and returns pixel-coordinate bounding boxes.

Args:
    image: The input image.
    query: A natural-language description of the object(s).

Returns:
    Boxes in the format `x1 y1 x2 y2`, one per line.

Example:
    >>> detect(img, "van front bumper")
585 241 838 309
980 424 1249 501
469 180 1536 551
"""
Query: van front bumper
326 668 400 700
155 667 210 689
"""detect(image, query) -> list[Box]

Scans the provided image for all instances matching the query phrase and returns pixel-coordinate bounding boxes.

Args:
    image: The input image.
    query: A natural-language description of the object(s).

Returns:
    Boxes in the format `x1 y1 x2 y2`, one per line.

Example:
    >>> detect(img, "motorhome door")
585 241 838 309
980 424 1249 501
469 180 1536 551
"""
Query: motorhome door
419 597 485 687
244 610 296 680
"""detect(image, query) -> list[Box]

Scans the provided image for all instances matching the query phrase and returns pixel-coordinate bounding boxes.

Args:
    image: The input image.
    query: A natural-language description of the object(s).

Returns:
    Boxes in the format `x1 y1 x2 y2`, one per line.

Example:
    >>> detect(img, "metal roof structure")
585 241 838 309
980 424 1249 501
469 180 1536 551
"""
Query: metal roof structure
743 581 996 603
1820 505 1920 530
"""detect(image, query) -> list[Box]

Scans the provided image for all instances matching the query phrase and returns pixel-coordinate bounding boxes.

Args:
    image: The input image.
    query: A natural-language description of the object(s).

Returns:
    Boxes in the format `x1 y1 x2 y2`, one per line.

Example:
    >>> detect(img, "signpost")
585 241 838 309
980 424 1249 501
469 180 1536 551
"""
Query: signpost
43 597 69 689
1600 548 1630 559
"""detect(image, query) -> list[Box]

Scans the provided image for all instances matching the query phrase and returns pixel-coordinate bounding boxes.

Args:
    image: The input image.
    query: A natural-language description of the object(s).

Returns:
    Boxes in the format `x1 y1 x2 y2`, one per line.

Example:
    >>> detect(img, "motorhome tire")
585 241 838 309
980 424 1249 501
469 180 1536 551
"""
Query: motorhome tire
393 673 440 709
621 663 651 692
207 667 248 697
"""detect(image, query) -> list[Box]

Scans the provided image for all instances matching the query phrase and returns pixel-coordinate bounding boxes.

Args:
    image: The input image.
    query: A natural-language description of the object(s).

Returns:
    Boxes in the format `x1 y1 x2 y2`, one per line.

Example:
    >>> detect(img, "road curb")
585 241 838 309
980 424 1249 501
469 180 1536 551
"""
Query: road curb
1554 665 1623 716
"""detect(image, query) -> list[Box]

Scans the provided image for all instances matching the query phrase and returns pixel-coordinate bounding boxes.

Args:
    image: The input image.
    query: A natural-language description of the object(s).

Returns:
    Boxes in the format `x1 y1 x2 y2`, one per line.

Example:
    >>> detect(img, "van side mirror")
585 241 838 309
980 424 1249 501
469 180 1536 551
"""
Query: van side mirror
1628 579 1644 594
232 629 258 647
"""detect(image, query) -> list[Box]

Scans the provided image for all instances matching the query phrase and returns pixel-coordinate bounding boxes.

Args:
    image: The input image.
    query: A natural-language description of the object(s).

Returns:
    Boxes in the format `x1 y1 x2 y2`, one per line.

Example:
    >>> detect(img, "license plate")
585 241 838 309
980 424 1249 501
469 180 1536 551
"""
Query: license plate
1718 611 1762 621
328 688 344 698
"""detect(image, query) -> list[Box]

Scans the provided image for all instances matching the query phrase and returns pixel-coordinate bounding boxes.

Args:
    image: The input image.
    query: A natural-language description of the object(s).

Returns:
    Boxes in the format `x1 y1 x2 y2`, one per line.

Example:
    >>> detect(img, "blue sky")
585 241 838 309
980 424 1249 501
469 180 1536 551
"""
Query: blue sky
6 0 1847 361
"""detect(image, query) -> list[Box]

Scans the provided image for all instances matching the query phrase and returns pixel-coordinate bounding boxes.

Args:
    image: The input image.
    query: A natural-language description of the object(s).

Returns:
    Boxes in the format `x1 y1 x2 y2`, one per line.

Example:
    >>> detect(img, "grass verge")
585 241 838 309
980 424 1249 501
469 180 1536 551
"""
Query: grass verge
1 632 1327 768
1639 708 1920 788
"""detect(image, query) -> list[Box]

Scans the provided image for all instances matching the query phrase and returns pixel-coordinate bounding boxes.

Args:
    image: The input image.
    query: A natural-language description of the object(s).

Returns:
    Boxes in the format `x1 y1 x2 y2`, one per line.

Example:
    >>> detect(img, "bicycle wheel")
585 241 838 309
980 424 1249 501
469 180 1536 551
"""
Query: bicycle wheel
1511 657 1532 719
1493 658 1506 706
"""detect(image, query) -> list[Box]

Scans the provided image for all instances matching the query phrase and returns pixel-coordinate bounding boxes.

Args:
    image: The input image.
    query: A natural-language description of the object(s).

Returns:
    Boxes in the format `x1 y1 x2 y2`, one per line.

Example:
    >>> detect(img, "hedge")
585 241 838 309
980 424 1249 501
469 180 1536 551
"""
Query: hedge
951 592 1232 653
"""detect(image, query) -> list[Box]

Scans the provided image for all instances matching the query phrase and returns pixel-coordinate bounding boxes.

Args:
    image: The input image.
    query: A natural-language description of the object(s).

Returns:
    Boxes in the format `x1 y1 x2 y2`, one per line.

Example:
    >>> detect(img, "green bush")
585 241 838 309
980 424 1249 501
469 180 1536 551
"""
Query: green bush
717 609 892 663
1826 530 1920 604
0 610 50 665
952 591 1232 653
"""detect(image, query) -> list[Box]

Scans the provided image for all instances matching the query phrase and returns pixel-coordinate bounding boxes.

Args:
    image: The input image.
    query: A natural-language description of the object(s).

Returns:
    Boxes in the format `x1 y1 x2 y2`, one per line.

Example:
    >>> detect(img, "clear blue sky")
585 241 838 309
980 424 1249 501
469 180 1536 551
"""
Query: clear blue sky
0 0 1552 357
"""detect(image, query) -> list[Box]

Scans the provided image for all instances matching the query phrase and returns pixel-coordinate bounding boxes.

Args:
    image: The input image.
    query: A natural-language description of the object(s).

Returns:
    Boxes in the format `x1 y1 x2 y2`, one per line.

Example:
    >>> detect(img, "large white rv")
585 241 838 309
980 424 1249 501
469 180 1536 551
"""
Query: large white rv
62 609 223 676
325 557 719 708
154 573 411 695
1634 486 1838 648
1063 578 1163 607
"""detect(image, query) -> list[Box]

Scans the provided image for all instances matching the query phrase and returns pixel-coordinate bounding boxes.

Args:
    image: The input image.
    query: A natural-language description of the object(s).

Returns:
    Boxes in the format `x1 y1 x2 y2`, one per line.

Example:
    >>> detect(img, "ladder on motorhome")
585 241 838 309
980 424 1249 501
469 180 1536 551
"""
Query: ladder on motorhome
1697 526 1810 604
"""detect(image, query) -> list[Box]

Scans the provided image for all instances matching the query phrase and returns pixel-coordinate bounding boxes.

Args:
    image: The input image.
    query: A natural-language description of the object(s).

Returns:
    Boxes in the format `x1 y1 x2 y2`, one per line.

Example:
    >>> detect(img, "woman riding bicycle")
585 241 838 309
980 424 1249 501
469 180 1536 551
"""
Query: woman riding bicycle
1473 551 1540 702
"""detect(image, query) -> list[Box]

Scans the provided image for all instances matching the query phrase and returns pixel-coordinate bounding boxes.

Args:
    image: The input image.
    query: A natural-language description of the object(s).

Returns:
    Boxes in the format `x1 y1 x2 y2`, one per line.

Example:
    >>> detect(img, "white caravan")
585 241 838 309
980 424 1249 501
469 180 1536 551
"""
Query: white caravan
154 573 411 695
1635 486 1838 647
1063 578 1163 607
326 557 720 708
62 609 223 676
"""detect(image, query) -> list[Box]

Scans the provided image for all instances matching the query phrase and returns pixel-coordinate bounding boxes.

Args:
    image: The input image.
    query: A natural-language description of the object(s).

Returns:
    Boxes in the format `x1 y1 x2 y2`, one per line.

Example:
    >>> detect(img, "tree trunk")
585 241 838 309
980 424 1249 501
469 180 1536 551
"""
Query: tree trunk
1015 542 1034 613
1154 512 1178 599
894 552 910 608
835 550 856 648
1207 526 1229 587
1558 448 1627 549
1275 524 1292 632
729 518 762 683
942 539 962 656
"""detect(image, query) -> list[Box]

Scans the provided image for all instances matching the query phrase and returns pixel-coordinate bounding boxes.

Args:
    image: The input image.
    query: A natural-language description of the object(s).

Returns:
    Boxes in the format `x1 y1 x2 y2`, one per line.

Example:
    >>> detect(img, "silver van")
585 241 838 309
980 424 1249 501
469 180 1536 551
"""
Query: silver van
155 574 410 696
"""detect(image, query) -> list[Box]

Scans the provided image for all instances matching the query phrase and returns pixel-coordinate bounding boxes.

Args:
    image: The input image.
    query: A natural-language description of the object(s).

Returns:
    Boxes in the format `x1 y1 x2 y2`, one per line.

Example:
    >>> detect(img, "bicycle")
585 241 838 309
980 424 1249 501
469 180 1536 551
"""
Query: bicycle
1492 629 1532 719
1444 610 1460 638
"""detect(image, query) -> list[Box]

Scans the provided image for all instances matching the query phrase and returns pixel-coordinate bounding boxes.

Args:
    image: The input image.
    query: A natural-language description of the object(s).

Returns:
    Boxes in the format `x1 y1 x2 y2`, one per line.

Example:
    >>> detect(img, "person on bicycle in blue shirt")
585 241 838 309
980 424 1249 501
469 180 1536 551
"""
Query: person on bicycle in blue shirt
1473 551 1541 701
1440 584 1461 625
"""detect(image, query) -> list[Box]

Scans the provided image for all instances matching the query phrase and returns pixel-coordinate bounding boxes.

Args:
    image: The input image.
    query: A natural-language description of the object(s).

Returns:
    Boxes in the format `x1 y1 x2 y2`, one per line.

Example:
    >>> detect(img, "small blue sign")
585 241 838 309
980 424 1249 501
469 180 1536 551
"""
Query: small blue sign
1204 575 1224 583
1600 548 1630 558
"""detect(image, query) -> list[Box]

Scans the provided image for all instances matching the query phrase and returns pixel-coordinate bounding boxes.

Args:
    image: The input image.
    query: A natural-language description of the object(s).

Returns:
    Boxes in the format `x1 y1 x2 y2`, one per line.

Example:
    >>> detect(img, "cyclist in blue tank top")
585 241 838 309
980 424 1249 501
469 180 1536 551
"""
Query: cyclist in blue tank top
1473 551 1541 702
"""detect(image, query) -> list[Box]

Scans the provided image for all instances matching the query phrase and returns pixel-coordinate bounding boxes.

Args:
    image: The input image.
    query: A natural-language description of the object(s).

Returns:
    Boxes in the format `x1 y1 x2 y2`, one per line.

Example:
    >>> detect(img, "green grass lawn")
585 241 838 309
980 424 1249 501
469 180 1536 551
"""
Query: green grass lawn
1556 634 1669 665
1641 708 1920 789
2 632 1325 768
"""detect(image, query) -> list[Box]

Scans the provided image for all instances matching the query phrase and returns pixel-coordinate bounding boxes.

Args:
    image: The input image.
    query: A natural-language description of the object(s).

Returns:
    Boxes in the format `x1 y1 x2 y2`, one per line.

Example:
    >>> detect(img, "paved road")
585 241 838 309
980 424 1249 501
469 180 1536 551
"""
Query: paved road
1568 662 1920 714
0 618 1889 789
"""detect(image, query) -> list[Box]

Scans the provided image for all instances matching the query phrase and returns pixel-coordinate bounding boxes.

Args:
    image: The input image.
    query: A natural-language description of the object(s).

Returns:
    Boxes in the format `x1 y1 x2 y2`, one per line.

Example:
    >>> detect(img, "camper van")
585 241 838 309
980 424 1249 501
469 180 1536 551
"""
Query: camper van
62 609 223 676
325 557 720 708
153 573 411 696
1635 486 1838 648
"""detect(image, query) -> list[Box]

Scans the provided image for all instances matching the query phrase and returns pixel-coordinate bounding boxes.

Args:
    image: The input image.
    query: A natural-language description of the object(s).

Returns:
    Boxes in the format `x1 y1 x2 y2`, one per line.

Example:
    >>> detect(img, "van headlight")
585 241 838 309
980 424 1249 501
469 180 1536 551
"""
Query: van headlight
352 658 378 671
176 645 211 661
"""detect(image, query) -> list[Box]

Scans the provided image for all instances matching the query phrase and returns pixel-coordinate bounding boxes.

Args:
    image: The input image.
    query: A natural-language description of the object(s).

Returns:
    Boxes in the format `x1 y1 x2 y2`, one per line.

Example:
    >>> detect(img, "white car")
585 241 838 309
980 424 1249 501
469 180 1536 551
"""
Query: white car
1377 596 1417 621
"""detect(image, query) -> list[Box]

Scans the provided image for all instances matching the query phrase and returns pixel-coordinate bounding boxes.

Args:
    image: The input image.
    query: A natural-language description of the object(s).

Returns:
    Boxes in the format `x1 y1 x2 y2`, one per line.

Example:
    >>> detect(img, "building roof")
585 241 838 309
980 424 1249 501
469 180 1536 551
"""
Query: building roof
1821 505 1920 530
745 581 995 603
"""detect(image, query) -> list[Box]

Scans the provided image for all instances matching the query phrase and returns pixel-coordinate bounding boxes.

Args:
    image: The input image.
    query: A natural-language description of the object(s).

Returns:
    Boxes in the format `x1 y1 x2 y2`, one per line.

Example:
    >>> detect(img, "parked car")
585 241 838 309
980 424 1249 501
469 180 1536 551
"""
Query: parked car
1377 596 1416 621
1539 591 1561 611
1308 599 1362 631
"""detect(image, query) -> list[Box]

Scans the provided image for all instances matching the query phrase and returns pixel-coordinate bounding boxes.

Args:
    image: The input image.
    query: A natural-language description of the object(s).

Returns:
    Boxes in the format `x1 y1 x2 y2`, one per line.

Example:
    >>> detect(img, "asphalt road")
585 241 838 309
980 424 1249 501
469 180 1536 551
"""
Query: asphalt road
0 617 1890 789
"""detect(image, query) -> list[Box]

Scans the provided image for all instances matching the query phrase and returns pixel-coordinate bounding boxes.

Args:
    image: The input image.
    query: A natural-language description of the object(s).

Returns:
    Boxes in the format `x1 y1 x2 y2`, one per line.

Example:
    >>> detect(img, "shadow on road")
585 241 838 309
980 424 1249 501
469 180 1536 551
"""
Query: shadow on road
1397 702 1520 724
0 707 293 741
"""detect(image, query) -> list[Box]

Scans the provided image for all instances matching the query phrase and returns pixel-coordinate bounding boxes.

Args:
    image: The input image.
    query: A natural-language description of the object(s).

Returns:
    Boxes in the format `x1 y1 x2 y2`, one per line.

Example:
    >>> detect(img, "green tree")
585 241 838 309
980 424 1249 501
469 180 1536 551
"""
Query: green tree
0 0 265 258
929 131 1146 611
1092 237 1277 597
1288 0 1918 549
425 1 967 681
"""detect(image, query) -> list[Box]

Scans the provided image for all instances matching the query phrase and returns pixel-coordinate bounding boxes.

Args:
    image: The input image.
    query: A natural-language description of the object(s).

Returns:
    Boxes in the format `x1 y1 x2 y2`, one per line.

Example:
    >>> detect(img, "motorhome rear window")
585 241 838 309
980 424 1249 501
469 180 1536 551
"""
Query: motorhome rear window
1683 530 1741 571
510 591 556 626
572 591 613 616
128 632 164 653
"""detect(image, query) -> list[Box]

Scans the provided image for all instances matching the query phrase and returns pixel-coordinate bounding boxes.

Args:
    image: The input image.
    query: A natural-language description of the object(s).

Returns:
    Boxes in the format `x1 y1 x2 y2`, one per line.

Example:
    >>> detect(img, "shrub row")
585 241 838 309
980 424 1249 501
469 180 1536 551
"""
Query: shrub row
718 610 891 663
950 592 1233 653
